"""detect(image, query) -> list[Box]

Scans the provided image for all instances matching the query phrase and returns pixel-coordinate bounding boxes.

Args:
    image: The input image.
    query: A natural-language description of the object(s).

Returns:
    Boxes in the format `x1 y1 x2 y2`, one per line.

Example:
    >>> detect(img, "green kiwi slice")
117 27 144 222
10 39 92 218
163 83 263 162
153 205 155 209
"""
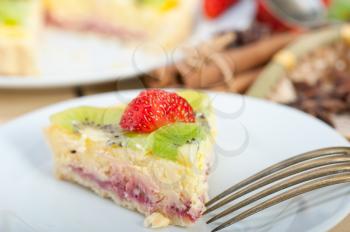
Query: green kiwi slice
147 122 206 161
137 0 166 7
0 0 30 26
50 91 210 162
178 90 211 114
50 106 124 132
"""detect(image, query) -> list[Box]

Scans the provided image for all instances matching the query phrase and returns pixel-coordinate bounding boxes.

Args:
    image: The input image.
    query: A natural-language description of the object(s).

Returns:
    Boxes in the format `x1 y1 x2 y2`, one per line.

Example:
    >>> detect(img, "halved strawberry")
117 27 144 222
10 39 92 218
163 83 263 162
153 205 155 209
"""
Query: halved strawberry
119 89 195 133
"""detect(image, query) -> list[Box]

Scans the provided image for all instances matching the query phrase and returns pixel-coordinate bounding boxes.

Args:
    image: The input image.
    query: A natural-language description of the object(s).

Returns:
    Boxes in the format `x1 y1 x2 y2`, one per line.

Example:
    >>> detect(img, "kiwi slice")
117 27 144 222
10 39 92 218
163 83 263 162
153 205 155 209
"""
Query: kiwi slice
50 106 124 132
0 0 29 26
147 122 206 161
137 0 178 10
50 95 209 162
178 90 211 114
137 0 165 7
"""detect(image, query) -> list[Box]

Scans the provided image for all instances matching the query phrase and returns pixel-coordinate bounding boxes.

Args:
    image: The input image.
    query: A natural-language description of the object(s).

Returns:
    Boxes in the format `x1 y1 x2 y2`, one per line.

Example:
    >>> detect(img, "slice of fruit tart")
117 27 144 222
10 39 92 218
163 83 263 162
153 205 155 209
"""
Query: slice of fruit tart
0 0 41 76
44 0 198 49
45 89 215 228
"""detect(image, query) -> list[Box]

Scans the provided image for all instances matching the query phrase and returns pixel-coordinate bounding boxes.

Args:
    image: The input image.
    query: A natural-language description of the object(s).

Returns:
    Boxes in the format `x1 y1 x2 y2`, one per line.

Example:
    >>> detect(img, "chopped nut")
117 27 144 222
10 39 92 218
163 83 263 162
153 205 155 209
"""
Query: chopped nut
268 77 297 104
332 114 350 139
273 50 297 70
341 25 350 45
144 213 170 229
284 41 350 128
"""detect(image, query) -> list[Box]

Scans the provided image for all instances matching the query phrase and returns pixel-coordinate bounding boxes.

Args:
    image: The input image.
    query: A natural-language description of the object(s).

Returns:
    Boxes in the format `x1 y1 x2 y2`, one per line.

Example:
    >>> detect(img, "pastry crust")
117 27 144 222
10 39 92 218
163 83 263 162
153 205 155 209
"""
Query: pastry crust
0 35 36 76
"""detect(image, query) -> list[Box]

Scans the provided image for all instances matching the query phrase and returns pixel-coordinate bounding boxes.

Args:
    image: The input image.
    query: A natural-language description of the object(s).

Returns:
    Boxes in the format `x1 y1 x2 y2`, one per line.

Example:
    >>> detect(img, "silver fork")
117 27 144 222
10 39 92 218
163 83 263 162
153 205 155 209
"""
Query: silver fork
204 146 350 232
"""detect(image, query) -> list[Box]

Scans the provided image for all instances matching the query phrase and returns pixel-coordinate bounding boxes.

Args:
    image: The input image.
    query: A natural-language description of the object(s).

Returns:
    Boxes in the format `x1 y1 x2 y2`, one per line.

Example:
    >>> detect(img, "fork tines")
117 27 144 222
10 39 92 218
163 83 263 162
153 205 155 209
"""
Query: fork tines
205 147 350 232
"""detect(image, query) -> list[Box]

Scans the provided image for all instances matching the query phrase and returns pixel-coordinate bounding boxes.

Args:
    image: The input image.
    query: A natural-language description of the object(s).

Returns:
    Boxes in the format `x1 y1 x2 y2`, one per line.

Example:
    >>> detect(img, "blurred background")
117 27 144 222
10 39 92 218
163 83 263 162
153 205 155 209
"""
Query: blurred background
0 0 349 135
0 4 350 137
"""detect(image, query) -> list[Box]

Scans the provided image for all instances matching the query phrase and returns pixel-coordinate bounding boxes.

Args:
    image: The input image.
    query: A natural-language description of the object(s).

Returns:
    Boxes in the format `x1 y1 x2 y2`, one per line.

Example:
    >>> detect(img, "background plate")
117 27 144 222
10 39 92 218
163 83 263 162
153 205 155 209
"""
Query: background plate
0 1 254 89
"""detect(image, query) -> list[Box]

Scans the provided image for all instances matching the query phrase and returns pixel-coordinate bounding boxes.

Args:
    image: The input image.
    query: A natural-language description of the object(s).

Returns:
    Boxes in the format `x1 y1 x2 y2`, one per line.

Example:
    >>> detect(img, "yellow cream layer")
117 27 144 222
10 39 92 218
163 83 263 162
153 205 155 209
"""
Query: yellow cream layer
48 124 214 202
45 0 167 31
0 26 28 39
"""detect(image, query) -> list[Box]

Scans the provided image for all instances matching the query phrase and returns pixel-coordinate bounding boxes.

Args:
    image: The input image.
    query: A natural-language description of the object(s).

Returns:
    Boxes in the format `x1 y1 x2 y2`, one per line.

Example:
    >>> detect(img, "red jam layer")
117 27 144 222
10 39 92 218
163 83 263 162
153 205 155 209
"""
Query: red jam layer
69 166 202 222
46 13 146 40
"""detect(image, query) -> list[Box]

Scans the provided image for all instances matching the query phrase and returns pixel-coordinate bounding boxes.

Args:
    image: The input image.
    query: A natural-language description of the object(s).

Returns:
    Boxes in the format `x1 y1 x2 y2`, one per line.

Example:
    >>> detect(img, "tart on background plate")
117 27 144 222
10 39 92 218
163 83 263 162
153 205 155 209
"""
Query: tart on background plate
0 0 254 87
45 89 215 228
44 0 199 50
0 0 199 77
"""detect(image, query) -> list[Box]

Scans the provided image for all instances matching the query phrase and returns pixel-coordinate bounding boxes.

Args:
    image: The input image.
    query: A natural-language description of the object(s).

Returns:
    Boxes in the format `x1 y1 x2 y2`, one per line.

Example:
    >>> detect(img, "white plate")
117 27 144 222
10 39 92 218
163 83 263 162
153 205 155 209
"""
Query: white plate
0 90 349 232
0 1 254 89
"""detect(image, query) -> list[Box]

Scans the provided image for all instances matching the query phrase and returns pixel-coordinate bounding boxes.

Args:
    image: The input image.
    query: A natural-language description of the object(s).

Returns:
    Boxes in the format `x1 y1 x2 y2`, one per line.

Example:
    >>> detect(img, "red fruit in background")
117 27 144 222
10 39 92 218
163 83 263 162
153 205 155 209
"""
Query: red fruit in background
204 0 238 19
119 89 195 133
256 0 331 32
322 0 332 7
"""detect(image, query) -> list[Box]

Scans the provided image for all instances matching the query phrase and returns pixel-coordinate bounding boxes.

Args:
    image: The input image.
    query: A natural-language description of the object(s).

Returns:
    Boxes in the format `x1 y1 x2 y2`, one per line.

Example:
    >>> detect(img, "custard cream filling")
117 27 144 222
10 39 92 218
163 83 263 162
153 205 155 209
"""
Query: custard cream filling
65 126 212 203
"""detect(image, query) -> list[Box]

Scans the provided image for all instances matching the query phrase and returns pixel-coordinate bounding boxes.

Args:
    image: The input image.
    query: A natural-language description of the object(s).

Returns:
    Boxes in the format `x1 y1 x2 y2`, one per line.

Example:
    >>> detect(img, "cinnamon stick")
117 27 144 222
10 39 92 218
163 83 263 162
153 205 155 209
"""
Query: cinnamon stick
207 68 262 93
228 68 262 93
142 65 179 88
208 83 229 92
181 32 299 88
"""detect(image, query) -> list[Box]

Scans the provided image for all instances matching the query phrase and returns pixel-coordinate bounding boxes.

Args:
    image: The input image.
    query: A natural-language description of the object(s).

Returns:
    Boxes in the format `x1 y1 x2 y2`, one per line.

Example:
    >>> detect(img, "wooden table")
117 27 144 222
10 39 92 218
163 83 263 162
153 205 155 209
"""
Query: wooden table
0 83 349 231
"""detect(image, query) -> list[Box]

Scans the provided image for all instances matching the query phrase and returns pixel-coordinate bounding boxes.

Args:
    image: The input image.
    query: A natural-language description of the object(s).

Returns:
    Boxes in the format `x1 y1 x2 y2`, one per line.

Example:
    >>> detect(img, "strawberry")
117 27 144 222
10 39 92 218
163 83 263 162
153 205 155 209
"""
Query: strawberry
204 0 238 19
119 89 195 133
